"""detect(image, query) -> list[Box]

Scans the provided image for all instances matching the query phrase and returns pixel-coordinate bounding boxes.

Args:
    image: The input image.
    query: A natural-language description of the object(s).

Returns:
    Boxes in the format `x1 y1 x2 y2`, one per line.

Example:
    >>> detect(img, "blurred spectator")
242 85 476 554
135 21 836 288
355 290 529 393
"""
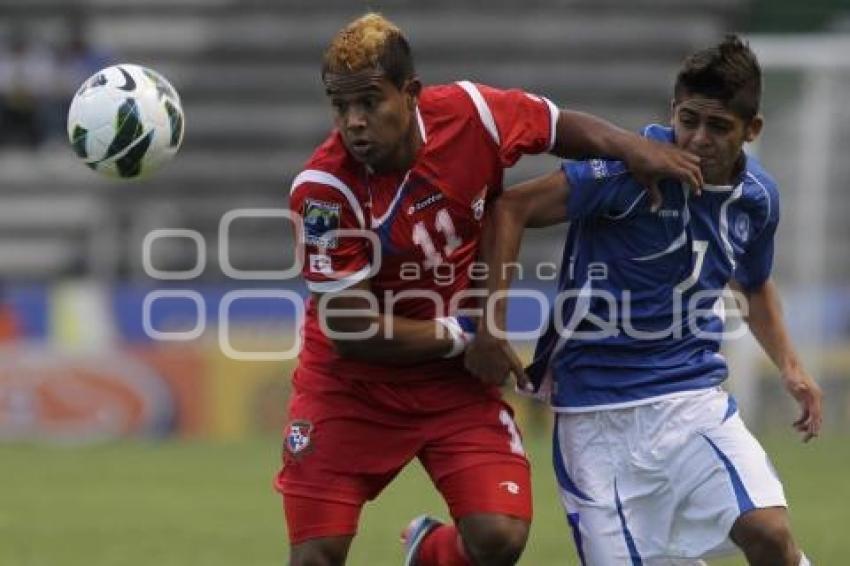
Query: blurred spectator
0 30 58 148
58 18 113 99
51 18 114 143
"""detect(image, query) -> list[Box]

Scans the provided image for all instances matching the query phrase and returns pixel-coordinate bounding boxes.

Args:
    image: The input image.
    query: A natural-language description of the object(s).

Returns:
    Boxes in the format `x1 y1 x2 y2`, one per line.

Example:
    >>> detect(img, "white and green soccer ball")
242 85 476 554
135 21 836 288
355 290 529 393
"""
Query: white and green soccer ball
67 64 185 179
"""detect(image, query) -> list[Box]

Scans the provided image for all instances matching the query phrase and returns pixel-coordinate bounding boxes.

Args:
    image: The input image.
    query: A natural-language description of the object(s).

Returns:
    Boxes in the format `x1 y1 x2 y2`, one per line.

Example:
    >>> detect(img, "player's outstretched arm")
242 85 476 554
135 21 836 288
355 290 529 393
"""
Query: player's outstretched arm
552 109 703 207
314 280 468 370
732 279 824 441
465 169 570 388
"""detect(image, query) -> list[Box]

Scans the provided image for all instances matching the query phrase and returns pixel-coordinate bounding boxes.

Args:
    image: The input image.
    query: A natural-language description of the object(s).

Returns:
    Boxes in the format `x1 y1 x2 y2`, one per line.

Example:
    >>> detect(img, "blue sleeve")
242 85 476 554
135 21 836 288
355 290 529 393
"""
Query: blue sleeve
563 159 646 221
734 194 780 290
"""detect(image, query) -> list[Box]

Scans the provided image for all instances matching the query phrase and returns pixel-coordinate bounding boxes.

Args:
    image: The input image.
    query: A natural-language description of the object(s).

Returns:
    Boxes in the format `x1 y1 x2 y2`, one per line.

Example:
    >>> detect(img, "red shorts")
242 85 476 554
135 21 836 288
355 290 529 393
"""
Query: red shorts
275 369 532 544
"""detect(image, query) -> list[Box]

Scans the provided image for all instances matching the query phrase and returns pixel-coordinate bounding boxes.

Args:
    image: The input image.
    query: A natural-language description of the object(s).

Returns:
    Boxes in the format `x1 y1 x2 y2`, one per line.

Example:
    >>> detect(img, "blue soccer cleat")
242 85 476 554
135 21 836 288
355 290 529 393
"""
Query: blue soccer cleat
401 515 443 566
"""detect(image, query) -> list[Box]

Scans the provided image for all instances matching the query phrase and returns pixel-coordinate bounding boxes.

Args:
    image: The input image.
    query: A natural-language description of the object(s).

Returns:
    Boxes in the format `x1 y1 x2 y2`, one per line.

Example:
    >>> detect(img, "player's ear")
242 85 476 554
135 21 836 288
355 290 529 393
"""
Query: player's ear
744 114 763 142
404 77 422 103
668 98 677 125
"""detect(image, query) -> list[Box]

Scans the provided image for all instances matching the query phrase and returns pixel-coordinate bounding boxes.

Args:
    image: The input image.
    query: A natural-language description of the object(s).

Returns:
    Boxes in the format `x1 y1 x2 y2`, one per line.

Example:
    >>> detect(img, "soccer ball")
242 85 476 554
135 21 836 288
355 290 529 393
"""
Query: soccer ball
67 64 185 179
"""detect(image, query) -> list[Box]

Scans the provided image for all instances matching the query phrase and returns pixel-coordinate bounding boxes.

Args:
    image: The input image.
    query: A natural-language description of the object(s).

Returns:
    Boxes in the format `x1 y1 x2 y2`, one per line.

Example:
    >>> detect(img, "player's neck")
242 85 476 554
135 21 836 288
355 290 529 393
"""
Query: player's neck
726 151 747 184
731 152 748 183
369 112 423 175
710 152 747 186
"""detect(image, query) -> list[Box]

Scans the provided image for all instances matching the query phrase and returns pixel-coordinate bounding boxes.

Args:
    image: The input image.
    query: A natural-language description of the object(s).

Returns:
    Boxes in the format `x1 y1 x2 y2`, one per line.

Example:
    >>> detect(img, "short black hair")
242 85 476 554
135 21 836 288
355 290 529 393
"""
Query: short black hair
674 35 762 120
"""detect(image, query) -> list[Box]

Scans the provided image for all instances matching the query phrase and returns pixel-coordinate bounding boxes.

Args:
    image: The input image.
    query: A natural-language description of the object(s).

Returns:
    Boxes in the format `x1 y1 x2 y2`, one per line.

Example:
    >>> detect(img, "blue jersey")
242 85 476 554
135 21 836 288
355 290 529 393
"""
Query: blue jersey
527 124 780 411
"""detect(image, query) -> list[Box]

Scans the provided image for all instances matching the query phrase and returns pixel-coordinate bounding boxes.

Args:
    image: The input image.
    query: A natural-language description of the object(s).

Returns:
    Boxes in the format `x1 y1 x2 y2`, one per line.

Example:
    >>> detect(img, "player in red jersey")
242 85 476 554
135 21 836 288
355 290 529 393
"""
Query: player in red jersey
276 13 703 566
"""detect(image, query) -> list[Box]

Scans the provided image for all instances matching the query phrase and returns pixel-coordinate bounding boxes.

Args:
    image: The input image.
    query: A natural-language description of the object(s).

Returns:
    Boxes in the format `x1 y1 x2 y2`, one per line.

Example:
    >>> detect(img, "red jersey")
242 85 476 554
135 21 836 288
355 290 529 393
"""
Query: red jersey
289 82 557 387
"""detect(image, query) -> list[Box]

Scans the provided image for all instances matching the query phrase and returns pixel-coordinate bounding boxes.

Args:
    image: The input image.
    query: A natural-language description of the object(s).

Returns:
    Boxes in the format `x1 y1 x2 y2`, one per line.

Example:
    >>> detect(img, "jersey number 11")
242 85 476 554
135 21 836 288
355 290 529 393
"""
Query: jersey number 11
412 208 463 268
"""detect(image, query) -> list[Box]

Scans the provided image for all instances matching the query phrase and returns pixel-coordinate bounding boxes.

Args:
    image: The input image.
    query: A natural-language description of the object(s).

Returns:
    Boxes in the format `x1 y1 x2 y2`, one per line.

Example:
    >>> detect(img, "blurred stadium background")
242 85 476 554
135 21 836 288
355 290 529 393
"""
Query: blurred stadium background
1 0 848 564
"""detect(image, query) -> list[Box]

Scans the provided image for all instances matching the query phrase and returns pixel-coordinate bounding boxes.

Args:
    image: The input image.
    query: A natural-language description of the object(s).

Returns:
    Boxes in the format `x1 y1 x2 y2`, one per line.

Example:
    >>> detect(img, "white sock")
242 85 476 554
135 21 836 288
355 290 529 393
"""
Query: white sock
799 552 811 566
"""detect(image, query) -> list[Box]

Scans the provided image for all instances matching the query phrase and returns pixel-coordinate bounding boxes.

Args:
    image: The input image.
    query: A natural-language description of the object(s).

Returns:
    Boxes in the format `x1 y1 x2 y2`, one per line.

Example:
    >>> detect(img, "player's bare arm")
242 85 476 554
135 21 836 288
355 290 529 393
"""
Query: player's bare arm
731 279 824 441
315 279 468 368
552 109 704 207
465 170 570 388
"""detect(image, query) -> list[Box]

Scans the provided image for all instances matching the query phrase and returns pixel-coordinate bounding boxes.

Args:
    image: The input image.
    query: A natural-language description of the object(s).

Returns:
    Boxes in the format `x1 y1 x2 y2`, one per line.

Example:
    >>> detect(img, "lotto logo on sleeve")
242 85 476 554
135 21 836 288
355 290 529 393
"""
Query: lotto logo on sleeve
303 199 341 249
285 420 314 456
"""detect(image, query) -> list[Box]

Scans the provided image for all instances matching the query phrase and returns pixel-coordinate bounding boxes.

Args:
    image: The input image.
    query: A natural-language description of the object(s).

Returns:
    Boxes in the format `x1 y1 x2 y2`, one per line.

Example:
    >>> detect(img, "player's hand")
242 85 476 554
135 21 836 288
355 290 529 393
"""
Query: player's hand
781 366 823 442
465 332 529 390
623 138 703 210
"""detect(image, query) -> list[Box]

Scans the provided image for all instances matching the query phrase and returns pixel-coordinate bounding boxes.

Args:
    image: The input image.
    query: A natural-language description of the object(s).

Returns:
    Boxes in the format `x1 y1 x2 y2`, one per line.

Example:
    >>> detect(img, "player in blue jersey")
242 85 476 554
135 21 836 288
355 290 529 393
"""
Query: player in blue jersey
466 36 822 565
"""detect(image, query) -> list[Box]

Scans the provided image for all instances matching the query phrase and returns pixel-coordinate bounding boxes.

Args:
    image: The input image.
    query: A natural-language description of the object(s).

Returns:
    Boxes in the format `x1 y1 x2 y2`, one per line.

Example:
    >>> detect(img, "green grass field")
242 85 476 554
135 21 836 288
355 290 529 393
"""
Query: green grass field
1 432 847 565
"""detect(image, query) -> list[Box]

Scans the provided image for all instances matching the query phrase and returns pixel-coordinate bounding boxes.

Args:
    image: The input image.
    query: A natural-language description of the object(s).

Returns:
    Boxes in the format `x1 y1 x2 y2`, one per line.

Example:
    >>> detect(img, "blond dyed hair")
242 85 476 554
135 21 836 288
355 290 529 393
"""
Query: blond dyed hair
322 13 415 87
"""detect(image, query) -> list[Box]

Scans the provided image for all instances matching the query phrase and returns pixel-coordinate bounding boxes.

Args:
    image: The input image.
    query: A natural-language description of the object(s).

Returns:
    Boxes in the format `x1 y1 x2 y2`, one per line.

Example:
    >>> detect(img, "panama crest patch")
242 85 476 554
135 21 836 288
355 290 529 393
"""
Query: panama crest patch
303 199 341 249
285 420 314 456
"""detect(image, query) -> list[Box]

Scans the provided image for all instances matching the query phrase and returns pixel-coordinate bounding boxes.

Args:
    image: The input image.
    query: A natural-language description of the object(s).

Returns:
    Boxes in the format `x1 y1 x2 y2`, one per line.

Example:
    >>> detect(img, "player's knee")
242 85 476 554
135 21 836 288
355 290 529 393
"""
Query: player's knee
732 509 798 565
289 538 349 566
459 514 529 566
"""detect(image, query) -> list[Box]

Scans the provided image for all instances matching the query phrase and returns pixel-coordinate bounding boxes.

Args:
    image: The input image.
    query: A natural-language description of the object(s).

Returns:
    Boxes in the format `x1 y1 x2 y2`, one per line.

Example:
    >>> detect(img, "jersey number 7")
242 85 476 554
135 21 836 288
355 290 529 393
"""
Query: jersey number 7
675 240 709 293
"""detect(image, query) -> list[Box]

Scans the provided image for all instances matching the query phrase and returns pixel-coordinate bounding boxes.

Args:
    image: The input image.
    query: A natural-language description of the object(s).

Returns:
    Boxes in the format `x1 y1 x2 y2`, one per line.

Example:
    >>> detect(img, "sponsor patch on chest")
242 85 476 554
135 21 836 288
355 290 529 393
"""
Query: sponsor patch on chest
734 212 751 243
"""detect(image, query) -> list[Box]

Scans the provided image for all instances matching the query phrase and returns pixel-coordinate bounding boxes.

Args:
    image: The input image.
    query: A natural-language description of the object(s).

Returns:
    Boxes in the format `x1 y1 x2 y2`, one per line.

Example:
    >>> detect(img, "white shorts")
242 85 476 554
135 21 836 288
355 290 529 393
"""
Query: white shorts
553 387 787 565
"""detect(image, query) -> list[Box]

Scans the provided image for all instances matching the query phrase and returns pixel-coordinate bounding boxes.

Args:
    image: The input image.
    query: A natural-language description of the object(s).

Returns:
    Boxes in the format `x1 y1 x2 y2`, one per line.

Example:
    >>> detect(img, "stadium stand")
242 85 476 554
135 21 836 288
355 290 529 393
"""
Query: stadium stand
0 0 747 279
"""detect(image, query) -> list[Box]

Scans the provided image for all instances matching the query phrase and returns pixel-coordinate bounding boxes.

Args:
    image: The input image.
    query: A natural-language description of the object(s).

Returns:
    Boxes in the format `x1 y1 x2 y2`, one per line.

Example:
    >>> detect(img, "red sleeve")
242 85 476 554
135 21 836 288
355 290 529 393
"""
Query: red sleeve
473 83 558 167
289 176 372 293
